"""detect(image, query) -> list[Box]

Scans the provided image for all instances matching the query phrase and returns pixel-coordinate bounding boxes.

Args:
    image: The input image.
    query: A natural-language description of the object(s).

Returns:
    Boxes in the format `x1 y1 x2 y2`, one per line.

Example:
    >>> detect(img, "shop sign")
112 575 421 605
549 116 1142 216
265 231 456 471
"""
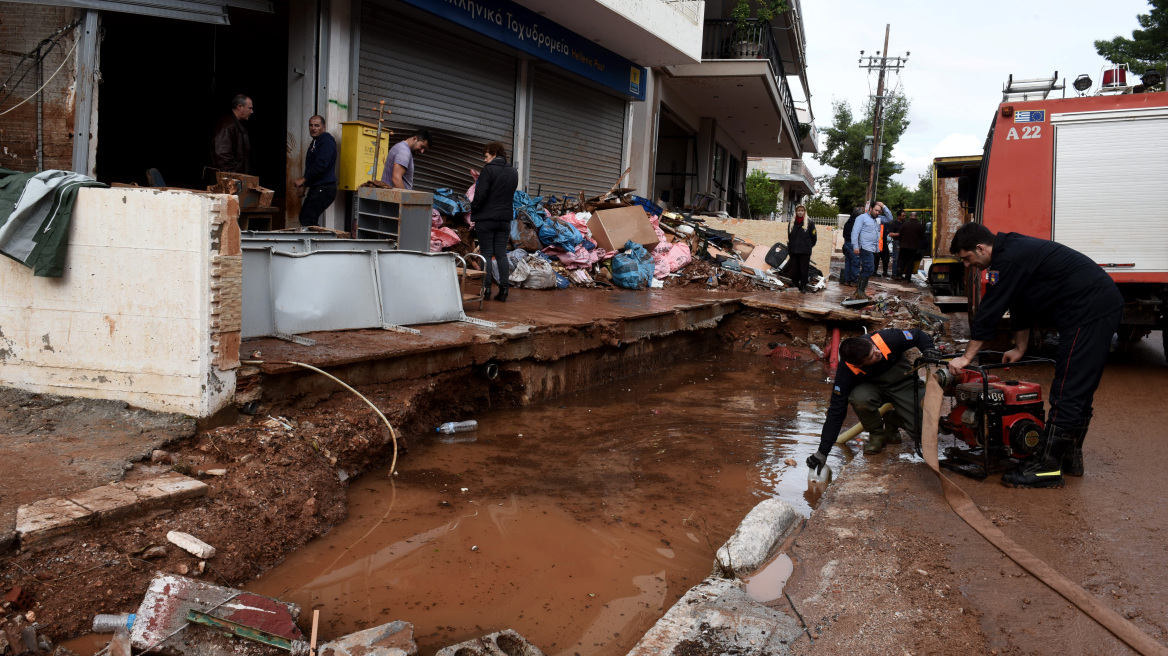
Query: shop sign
400 0 647 100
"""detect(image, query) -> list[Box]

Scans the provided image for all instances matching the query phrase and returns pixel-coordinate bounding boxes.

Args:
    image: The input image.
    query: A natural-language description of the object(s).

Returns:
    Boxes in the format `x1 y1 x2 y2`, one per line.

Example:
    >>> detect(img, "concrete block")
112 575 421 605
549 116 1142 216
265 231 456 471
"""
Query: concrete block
126 472 208 509
715 498 802 578
167 531 216 559
626 577 802 656
15 498 93 545
319 620 417 656
69 484 141 520
434 629 544 656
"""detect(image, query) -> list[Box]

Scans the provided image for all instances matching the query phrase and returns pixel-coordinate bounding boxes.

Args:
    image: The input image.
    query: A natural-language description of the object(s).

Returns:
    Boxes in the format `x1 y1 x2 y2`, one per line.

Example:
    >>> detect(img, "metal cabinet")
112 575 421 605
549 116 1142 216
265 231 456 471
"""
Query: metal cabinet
353 186 432 251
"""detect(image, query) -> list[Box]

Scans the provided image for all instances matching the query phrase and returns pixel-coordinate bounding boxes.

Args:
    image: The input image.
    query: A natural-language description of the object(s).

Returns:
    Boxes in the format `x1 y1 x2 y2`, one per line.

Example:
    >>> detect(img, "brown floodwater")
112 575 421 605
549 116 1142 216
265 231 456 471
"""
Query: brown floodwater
249 350 852 656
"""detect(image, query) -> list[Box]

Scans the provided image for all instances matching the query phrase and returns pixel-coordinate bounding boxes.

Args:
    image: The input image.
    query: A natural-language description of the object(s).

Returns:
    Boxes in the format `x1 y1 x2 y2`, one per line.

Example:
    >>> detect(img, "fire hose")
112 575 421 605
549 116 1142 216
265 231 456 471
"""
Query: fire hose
919 373 1168 656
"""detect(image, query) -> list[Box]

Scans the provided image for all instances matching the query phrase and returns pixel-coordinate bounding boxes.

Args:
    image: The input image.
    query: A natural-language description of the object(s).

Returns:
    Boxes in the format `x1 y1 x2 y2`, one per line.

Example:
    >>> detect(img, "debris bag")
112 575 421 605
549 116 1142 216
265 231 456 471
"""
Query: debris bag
536 215 583 252
520 254 557 290
512 213 543 252
431 208 444 228
463 183 476 226
611 240 655 290
430 226 460 252
569 269 593 285
513 190 544 221
501 249 529 284
433 188 467 216
653 241 692 279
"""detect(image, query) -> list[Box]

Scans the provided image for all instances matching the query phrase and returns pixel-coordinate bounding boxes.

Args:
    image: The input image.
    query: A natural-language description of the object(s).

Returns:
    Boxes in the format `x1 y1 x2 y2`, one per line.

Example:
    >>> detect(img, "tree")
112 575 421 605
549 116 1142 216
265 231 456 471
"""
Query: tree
744 168 781 218
1095 0 1168 78
805 195 839 217
815 93 911 213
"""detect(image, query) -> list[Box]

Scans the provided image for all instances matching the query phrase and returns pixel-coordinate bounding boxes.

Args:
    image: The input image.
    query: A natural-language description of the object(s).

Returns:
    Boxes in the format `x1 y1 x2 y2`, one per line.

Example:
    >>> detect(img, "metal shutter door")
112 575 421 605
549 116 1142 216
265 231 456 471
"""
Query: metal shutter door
359 1 516 192
528 66 627 198
1053 109 1168 272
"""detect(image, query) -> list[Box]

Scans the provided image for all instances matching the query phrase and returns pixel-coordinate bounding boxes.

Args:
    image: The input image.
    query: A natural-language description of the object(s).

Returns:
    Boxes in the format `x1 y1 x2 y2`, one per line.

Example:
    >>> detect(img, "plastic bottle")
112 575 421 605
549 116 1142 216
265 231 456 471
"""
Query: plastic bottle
810 344 825 359
92 613 136 633
436 420 478 434
807 462 833 485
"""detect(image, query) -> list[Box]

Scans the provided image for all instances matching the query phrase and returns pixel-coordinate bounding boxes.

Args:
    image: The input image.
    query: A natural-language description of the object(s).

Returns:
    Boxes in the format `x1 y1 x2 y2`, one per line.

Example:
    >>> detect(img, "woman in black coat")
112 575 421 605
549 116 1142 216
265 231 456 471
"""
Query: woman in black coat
787 204 818 292
470 142 520 301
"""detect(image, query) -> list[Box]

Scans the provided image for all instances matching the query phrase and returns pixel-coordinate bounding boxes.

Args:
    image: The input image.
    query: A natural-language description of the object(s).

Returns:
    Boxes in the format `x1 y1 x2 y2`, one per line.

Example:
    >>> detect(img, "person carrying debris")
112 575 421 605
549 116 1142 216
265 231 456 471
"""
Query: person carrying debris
471 142 519 302
807 328 940 477
787 204 817 292
947 223 1123 488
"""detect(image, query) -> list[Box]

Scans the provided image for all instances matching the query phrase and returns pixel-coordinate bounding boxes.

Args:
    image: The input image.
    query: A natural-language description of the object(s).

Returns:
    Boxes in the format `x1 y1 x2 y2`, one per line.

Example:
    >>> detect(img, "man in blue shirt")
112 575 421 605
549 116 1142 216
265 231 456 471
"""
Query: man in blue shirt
850 201 891 299
294 115 338 227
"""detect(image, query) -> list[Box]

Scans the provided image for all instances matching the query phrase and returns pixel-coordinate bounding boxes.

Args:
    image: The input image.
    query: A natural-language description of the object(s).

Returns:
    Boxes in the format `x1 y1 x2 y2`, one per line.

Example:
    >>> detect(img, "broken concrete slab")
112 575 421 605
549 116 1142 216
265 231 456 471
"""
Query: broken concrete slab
715 498 802 578
131 574 301 653
15 498 92 545
626 576 803 656
166 531 216 559
434 629 544 656
70 484 141 521
124 472 209 509
318 620 417 656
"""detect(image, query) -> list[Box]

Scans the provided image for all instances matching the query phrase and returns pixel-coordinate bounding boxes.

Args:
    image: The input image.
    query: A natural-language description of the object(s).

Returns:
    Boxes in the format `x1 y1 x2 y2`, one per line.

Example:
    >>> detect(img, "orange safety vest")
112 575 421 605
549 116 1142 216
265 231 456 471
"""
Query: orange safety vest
845 333 891 375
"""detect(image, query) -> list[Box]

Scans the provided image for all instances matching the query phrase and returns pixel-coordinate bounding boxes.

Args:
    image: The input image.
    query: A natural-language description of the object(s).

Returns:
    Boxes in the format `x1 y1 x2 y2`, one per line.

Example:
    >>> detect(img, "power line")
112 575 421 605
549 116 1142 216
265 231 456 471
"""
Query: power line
857 24 909 204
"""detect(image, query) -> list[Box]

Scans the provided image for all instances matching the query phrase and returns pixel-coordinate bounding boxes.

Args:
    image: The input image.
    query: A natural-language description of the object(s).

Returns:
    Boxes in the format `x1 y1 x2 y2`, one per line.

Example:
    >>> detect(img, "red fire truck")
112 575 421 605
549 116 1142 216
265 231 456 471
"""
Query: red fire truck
970 71 1168 356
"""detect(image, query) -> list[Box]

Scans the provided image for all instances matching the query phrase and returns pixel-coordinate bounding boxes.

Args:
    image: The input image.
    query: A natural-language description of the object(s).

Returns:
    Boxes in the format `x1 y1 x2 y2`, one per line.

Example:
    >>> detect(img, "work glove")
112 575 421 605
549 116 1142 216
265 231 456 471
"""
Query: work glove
806 451 828 475
922 348 943 361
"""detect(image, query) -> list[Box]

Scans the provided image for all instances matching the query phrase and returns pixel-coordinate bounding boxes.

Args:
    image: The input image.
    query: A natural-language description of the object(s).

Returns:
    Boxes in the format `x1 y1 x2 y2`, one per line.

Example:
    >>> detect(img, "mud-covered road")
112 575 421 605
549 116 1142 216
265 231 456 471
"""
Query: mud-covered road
786 333 1168 655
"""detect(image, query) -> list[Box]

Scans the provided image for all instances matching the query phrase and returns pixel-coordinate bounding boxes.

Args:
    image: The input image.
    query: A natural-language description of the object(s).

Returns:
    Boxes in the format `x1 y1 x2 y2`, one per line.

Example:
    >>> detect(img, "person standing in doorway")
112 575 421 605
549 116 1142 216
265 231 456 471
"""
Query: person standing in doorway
470 142 519 302
294 115 338 228
380 129 431 190
787 204 817 292
211 94 253 174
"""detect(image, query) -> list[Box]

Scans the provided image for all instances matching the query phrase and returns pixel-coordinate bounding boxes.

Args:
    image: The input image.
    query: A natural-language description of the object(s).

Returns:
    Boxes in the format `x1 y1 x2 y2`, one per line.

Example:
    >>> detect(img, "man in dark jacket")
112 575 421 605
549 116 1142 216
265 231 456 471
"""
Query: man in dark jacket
948 223 1124 488
840 206 862 286
807 327 939 478
787 204 817 292
294 115 338 228
471 142 519 301
211 94 253 174
891 212 925 279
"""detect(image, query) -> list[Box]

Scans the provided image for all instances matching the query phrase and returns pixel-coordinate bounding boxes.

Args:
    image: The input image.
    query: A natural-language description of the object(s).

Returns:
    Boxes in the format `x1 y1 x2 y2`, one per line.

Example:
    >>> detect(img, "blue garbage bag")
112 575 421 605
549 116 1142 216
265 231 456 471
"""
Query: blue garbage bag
513 190 544 222
611 240 655 290
433 188 468 216
536 217 582 252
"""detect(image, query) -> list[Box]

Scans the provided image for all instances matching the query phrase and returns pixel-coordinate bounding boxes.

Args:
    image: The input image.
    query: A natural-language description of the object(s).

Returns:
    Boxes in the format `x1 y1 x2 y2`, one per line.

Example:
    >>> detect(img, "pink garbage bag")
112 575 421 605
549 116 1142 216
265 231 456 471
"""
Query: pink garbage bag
430 226 460 252
653 241 692 279
431 208 444 228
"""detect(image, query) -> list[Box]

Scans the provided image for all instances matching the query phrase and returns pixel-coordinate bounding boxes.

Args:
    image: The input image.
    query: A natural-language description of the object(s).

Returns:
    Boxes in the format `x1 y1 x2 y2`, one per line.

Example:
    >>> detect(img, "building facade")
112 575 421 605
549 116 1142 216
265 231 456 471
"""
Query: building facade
0 0 816 226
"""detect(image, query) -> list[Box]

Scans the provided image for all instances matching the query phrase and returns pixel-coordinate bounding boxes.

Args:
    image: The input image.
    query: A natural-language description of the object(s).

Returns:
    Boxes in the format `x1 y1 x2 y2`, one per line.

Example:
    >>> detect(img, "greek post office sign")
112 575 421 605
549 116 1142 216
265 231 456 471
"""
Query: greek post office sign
401 0 648 100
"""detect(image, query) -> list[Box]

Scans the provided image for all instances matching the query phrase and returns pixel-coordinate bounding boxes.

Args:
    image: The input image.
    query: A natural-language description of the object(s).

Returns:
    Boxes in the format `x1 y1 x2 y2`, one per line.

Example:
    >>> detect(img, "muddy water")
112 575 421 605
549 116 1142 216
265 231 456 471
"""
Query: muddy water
250 351 851 655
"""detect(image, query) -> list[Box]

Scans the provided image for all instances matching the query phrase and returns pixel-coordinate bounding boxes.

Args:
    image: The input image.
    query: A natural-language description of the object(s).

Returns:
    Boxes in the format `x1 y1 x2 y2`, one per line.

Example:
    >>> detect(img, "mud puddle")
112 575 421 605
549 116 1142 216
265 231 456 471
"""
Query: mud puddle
249 351 850 655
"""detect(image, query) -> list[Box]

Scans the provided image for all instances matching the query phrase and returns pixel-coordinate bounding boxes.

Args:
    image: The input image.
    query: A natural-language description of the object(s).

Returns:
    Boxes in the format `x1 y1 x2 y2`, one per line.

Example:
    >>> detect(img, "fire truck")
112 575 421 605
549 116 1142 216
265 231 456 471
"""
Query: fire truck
965 68 1168 356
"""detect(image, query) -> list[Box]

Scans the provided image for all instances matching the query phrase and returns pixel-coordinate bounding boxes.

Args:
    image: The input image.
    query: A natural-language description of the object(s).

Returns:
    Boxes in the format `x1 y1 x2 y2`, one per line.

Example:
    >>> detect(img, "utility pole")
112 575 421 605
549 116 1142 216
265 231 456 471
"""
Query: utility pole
858 24 908 205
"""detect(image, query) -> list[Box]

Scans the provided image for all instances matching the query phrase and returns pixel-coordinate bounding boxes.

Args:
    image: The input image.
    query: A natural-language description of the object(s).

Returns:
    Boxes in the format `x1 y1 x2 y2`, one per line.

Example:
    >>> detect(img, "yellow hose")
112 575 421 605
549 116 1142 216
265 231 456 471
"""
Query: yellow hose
835 403 894 444
241 360 399 476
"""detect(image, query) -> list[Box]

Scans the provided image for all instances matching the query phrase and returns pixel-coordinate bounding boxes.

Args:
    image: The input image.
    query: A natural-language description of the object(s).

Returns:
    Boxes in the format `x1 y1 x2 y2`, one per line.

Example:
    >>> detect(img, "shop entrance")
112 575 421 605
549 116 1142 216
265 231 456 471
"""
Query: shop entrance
94 7 289 220
653 107 696 211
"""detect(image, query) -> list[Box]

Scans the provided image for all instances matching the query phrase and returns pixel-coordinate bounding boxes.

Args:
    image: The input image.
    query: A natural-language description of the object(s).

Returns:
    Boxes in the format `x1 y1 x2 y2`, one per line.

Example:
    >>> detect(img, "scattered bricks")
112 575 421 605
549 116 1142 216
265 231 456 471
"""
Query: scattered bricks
125 473 208 510
15 498 92 545
3 587 32 611
166 531 216 559
435 629 544 656
70 484 141 521
319 620 417 656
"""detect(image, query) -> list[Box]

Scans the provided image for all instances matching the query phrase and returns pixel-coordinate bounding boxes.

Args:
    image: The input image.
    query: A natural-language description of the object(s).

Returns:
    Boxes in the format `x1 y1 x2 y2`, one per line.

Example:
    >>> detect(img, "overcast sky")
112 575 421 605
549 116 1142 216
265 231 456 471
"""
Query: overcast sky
792 0 1154 191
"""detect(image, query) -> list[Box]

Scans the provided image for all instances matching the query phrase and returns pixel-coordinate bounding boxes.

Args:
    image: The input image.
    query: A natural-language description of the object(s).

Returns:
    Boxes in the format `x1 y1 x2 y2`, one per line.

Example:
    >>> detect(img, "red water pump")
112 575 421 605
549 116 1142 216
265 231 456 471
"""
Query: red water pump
918 354 1054 479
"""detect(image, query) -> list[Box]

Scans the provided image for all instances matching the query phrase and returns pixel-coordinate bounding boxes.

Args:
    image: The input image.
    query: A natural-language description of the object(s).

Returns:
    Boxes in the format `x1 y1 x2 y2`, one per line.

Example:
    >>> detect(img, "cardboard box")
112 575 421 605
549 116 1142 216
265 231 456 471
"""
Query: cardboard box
588 206 660 252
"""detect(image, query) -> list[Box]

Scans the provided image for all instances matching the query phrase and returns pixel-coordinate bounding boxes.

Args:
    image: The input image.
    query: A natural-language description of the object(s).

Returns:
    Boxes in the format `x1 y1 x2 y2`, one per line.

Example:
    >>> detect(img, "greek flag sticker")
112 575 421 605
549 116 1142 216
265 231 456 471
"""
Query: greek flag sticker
1015 110 1045 123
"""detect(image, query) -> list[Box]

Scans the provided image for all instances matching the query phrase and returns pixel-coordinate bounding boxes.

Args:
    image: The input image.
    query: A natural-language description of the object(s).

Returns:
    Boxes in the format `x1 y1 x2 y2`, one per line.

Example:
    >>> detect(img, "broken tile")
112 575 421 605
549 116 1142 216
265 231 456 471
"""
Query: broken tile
15 498 92 545
70 484 140 520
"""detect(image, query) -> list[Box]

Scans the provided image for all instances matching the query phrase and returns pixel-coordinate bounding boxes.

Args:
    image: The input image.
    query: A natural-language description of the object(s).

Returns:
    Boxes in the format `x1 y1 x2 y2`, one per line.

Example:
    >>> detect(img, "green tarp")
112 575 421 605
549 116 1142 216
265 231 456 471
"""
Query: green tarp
0 168 106 277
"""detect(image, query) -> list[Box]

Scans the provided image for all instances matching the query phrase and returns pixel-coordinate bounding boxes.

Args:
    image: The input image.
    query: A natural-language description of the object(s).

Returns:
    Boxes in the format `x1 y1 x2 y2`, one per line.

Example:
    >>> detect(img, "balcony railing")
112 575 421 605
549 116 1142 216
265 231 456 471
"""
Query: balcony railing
701 19 799 145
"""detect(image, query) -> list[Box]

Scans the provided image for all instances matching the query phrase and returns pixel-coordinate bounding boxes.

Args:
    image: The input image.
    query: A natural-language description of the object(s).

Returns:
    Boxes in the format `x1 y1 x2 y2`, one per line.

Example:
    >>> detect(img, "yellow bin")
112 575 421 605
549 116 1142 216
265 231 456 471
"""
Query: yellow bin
339 121 392 191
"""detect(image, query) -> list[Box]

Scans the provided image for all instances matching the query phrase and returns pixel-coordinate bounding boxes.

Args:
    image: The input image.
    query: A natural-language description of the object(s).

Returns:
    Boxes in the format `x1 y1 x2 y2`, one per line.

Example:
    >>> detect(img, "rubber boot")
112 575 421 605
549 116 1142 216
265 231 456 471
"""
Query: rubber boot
863 427 898 454
494 285 509 302
1001 424 1074 488
481 276 492 301
853 277 870 299
1062 418 1090 477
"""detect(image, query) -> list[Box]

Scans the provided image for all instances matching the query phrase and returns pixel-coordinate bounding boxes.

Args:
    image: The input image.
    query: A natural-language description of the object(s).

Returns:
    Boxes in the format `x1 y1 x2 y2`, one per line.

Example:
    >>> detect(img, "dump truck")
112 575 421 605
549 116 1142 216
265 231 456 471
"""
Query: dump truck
924 155 983 299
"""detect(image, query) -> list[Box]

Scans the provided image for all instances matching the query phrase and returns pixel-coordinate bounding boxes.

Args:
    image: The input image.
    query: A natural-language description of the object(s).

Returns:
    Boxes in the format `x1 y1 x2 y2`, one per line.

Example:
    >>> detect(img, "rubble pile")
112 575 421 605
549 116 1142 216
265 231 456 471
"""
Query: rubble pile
425 179 824 292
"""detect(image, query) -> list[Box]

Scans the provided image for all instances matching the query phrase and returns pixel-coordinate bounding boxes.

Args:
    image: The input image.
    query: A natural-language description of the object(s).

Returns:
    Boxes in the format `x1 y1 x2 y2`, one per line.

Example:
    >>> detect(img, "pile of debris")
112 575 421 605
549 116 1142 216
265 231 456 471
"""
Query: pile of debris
425 173 823 293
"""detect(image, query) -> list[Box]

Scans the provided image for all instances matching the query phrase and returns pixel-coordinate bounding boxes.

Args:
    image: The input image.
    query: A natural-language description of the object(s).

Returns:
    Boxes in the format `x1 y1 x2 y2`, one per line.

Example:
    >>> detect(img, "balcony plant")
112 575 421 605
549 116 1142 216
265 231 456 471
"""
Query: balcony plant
730 0 788 58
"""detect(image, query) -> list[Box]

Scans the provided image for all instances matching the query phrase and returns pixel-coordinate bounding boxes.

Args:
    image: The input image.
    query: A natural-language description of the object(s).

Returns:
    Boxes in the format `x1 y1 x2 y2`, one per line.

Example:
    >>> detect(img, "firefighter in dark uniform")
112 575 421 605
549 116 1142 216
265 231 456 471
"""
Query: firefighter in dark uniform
947 223 1123 489
807 327 939 476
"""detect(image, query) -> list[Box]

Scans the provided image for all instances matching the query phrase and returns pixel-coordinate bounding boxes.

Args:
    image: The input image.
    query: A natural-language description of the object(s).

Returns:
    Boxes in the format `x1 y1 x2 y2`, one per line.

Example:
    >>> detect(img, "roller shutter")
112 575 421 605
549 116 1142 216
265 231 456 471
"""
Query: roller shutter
358 1 516 192
528 66 627 199
1052 107 1168 272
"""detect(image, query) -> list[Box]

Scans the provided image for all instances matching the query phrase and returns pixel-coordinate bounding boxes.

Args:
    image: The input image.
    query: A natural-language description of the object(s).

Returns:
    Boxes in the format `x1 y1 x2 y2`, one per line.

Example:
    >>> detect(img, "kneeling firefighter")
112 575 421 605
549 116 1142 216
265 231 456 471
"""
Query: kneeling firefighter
807 327 939 476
